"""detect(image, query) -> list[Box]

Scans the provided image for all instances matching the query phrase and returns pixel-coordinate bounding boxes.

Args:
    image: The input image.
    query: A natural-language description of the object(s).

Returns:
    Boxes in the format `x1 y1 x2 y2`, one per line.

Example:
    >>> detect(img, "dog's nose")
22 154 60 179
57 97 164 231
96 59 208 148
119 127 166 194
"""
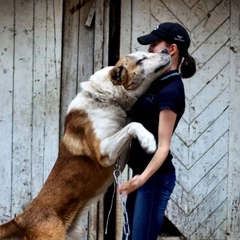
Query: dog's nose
161 49 168 54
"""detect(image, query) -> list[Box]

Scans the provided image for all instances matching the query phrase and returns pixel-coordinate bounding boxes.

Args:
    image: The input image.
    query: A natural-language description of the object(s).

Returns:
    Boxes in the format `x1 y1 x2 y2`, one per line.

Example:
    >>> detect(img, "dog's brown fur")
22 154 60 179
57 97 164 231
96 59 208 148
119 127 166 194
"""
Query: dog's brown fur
0 109 114 239
0 51 170 239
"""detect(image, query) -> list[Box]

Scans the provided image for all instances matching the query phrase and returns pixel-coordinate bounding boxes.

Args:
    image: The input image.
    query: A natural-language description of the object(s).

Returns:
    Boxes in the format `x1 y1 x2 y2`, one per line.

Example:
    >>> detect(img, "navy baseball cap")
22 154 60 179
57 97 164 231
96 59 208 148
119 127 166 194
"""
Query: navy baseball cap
137 22 190 56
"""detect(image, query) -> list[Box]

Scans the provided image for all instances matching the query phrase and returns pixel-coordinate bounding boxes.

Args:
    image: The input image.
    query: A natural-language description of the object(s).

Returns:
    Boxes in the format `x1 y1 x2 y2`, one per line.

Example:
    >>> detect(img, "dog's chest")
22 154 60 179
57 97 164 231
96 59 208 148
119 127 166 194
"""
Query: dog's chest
68 93 127 141
87 108 127 141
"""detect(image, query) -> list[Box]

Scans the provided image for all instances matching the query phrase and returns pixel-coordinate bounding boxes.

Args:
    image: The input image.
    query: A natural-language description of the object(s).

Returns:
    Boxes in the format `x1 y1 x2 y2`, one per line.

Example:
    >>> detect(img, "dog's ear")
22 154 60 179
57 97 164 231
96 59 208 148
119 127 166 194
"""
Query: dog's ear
109 65 128 85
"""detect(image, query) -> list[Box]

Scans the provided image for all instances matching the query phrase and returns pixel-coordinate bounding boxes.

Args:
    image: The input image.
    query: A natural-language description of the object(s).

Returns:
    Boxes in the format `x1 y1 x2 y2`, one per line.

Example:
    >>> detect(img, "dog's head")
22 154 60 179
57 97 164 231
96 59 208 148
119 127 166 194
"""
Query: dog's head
109 50 171 98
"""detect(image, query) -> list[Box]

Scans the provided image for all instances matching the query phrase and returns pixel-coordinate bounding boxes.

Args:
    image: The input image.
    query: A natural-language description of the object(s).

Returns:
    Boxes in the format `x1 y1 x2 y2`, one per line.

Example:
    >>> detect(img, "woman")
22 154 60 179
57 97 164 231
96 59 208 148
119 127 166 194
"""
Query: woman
118 22 196 240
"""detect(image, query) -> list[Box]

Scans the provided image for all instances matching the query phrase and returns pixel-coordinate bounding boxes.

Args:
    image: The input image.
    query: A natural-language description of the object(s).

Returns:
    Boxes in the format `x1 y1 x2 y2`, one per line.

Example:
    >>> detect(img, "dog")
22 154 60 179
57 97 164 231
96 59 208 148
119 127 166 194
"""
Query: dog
0 50 170 239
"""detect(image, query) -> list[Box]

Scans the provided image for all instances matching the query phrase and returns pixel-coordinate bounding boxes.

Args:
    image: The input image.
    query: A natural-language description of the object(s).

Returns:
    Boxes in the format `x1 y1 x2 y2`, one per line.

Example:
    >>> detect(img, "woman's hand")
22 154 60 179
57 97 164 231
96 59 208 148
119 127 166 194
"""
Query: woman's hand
117 175 144 195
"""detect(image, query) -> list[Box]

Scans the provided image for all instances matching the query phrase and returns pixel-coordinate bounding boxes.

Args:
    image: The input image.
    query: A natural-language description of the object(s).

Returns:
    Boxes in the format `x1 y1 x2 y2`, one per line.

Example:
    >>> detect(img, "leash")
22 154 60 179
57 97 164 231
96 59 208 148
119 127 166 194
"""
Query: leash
105 158 130 240
113 158 130 240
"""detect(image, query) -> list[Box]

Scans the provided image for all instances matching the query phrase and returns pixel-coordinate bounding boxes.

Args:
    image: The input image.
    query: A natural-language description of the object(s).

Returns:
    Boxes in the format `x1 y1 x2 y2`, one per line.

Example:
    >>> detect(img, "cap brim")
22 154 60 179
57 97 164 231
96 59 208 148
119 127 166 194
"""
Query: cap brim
137 33 162 45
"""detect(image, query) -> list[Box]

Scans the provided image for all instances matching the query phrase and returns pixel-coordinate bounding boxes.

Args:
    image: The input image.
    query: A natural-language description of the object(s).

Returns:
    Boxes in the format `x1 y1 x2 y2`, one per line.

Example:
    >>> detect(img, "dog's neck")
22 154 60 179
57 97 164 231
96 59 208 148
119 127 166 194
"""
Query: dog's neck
80 79 137 111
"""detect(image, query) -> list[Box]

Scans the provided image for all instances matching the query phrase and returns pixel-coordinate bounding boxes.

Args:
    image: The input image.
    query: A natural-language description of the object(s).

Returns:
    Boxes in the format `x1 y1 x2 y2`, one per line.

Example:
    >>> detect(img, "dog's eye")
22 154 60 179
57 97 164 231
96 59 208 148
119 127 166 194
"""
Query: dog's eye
136 57 147 65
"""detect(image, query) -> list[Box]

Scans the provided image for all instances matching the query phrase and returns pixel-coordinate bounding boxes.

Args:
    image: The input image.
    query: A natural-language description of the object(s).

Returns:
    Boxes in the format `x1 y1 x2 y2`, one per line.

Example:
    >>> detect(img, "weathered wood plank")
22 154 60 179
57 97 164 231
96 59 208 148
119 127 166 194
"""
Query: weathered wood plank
187 176 228 236
151 0 178 28
43 0 62 178
189 43 229 104
189 64 230 123
31 0 47 198
188 155 228 213
211 220 227 239
103 0 110 67
170 133 189 169
94 0 104 72
190 0 229 51
60 0 80 136
173 131 228 196
227 0 240 238
78 0 94 91
12 0 34 216
188 131 228 191
167 177 228 238
120 0 132 56
189 85 229 142
190 200 227 239
132 0 150 52
89 203 98 240
0 0 14 222
193 19 229 69
189 108 229 167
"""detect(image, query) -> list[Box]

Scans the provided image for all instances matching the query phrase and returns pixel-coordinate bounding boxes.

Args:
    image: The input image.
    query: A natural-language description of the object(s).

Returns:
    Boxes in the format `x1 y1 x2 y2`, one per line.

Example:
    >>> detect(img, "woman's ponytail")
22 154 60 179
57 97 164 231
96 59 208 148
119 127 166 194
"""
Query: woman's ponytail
180 53 196 78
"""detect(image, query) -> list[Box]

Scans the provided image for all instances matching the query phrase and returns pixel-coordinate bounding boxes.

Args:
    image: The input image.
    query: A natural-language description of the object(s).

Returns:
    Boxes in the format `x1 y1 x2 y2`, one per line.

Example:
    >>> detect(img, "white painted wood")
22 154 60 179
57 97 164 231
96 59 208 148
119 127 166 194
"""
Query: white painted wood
151 0 178 28
191 0 229 52
227 0 240 238
123 0 238 239
211 220 228 239
189 44 230 101
12 0 34 216
43 0 62 178
31 0 47 199
94 0 104 72
85 0 96 27
0 0 14 223
103 0 110 67
132 0 151 52
60 0 80 136
189 64 230 123
190 200 228 239
0 0 62 224
78 0 94 91
120 0 132 57
167 177 228 237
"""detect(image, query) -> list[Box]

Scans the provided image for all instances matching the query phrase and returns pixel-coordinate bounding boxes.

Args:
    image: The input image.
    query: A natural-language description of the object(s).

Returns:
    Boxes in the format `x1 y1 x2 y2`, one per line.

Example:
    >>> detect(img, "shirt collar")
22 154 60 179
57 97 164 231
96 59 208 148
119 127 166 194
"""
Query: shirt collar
159 70 180 81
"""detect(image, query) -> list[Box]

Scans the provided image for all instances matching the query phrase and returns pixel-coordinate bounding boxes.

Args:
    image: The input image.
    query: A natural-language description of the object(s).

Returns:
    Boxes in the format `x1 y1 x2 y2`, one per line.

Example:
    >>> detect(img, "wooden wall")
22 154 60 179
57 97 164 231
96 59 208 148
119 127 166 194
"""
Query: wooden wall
0 0 62 222
120 0 240 239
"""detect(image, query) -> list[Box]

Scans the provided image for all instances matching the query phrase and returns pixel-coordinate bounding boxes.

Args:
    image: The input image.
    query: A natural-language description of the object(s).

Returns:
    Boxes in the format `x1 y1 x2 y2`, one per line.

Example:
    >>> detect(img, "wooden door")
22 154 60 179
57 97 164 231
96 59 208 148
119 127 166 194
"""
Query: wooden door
61 0 111 239
120 0 240 239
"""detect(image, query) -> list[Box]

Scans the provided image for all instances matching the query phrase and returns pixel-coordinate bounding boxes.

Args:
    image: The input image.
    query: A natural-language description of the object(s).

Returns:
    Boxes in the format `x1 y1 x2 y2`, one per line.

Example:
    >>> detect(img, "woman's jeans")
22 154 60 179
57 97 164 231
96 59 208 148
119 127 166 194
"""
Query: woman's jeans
123 171 176 240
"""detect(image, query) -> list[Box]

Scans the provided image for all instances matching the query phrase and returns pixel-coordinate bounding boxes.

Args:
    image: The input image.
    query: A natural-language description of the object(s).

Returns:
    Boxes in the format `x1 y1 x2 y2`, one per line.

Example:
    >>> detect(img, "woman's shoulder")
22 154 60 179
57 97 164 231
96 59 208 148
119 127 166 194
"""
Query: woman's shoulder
154 74 184 96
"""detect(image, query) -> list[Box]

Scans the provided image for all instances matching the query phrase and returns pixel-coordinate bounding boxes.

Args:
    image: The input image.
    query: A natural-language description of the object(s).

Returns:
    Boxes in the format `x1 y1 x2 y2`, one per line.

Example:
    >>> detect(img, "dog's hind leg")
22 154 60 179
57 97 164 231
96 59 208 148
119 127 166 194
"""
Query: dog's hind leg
29 231 65 240
99 122 156 167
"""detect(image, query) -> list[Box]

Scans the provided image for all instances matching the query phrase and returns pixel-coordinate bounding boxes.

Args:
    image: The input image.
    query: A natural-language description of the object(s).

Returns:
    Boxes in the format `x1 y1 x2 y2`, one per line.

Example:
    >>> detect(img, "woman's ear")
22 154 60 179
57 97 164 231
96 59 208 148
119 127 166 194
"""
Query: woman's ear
168 43 178 56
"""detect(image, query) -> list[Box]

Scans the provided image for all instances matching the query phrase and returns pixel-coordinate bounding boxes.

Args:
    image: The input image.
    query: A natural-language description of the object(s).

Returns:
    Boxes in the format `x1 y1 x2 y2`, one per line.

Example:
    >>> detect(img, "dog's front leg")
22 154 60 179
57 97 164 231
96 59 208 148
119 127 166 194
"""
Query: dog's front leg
99 122 156 167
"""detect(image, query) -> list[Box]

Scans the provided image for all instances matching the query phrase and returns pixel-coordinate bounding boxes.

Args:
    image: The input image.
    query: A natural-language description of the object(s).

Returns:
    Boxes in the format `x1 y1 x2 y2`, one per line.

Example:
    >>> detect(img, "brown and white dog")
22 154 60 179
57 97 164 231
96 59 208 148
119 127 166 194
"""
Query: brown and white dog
0 50 170 240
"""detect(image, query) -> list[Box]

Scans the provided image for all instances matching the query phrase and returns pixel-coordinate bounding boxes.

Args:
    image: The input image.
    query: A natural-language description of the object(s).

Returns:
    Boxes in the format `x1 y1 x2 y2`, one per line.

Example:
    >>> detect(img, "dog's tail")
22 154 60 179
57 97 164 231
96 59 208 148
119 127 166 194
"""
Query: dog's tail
0 219 24 239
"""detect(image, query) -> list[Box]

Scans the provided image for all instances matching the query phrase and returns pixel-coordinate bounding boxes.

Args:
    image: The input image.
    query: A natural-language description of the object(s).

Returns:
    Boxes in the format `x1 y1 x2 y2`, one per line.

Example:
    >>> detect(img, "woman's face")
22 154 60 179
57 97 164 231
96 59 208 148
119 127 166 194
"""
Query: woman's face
148 40 169 53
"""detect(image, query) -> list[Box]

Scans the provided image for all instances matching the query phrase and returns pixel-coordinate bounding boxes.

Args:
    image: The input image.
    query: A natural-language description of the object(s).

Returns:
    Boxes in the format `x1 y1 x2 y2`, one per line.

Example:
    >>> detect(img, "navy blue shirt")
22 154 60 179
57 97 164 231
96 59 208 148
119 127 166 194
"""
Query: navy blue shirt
128 70 185 174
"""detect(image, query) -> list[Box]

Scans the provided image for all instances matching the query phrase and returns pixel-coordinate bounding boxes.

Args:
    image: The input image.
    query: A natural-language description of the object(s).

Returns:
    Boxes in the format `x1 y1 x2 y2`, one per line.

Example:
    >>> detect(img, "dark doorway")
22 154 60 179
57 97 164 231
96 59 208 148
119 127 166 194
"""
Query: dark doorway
104 1 121 239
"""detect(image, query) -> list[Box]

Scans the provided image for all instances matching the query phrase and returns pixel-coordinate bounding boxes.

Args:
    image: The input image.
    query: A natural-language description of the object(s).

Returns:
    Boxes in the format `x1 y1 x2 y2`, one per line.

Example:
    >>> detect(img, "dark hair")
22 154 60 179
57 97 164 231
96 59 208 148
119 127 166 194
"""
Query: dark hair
180 53 196 78
165 40 196 79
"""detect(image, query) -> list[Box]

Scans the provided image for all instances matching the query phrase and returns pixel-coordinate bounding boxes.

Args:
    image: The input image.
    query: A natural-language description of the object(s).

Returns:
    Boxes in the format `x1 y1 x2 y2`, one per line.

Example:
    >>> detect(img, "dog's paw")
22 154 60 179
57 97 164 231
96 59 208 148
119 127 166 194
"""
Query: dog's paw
138 131 157 153
128 123 157 153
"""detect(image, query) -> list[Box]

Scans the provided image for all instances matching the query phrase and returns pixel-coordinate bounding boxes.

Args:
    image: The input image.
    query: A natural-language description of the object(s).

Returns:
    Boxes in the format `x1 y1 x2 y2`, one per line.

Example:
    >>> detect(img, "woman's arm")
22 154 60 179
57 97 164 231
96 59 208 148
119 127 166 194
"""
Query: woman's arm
117 109 177 195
